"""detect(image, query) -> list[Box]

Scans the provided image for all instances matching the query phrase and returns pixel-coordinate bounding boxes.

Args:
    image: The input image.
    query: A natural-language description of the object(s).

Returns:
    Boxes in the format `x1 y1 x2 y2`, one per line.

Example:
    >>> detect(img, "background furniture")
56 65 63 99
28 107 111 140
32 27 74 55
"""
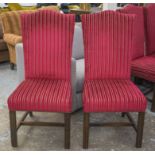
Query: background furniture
15 23 84 112
7 3 36 11
0 17 9 62
0 10 34 69
82 11 146 148
119 4 155 112
8 10 75 149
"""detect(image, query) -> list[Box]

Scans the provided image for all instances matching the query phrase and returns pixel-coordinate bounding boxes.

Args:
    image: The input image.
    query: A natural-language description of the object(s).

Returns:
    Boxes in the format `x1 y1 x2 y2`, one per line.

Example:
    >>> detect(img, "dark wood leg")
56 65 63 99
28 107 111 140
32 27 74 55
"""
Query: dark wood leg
134 77 143 85
10 63 15 70
121 112 126 117
83 113 89 149
136 112 145 148
64 113 71 149
9 111 17 147
29 112 33 117
151 84 155 112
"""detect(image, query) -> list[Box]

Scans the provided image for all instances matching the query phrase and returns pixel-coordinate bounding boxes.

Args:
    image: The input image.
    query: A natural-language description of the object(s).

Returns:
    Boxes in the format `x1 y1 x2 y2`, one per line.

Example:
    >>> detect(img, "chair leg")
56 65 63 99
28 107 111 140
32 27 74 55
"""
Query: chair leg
9 111 17 147
64 113 71 149
134 77 143 85
136 112 145 148
83 113 89 149
10 63 15 70
151 84 155 112
29 112 33 117
121 112 126 117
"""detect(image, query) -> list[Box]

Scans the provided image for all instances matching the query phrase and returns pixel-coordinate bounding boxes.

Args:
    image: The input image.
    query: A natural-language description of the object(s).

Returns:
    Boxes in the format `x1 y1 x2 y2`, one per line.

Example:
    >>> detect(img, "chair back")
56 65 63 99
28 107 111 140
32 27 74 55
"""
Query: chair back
144 4 155 55
0 10 34 35
21 10 75 80
118 4 145 59
81 11 135 80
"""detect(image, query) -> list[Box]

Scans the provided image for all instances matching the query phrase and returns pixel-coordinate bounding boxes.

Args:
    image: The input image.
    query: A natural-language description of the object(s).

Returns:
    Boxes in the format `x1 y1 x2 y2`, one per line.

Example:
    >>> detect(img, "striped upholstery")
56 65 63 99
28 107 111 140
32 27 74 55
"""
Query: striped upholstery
21 10 74 80
118 4 145 60
8 10 75 112
82 11 133 80
83 80 146 112
145 4 155 56
82 11 146 112
8 79 71 112
120 5 155 82
132 56 155 82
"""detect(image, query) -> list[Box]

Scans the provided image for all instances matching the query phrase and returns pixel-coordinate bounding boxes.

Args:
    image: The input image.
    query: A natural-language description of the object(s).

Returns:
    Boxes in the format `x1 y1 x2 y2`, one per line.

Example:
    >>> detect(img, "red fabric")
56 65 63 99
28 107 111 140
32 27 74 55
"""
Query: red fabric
82 11 134 80
8 10 75 112
144 4 155 55
132 55 155 82
8 79 71 112
83 80 146 112
82 11 146 112
21 10 75 80
118 4 145 60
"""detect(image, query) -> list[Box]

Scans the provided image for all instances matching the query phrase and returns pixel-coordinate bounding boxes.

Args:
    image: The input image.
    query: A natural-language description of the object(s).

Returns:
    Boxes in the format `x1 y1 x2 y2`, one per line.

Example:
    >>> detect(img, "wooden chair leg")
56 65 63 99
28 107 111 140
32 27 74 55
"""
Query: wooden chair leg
83 113 89 149
136 112 145 148
121 112 126 117
64 113 71 149
9 111 17 147
134 77 143 85
151 84 155 112
29 112 33 117
10 63 15 70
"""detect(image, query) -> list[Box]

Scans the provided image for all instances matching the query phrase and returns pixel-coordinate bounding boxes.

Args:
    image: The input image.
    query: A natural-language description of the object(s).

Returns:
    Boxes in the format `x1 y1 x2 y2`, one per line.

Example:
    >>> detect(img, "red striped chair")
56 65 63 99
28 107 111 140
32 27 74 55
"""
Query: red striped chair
119 4 155 112
81 11 147 148
7 10 75 149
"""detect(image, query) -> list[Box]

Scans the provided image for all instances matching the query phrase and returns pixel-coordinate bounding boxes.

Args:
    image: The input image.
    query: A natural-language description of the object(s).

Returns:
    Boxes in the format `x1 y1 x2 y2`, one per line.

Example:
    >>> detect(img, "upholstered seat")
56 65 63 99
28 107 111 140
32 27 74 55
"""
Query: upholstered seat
132 56 155 82
8 79 71 112
83 80 146 112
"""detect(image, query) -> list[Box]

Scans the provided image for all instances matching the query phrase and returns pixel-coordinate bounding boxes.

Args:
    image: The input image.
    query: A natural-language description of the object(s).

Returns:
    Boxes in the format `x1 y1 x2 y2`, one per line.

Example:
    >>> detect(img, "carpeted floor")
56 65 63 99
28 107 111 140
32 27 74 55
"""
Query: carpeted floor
0 62 155 151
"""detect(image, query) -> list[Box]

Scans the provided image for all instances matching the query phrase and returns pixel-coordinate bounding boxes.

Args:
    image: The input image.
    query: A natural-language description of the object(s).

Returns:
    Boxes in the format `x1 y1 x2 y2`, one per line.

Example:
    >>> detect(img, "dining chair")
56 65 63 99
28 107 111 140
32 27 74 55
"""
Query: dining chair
81 11 147 148
7 10 75 149
119 4 155 112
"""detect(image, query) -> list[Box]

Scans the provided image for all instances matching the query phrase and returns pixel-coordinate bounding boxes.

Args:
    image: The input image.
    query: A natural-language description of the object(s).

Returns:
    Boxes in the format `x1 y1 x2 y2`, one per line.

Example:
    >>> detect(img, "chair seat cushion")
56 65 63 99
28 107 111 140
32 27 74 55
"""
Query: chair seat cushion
83 80 146 112
8 79 72 112
132 56 155 82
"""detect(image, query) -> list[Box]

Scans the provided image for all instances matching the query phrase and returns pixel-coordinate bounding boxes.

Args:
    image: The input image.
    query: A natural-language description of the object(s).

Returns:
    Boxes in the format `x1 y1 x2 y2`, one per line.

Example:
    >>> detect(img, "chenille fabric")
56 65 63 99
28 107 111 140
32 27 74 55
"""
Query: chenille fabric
118 4 145 60
82 11 146 112
144 4 155 56
8 10 75 112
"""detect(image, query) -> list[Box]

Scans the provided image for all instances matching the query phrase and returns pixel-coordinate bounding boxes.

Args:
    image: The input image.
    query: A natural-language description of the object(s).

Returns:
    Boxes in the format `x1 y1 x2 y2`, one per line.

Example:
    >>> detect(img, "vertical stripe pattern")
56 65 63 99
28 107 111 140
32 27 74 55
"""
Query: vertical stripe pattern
82 11 146 112
144 4 155 55
21 10 75 80
118 5 145 60
8 10 75 112
81 11 134 80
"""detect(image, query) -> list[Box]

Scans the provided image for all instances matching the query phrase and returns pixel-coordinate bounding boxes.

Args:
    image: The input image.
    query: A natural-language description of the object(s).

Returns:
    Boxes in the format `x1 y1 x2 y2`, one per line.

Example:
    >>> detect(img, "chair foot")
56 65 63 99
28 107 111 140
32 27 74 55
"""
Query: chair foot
134 77 143 85
29 112 33 117
83 113 89 149
151 85 155 112
64 113 71 149
136 112 145 148
9 111 17 147
121 112 126 117
10 63 15 70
